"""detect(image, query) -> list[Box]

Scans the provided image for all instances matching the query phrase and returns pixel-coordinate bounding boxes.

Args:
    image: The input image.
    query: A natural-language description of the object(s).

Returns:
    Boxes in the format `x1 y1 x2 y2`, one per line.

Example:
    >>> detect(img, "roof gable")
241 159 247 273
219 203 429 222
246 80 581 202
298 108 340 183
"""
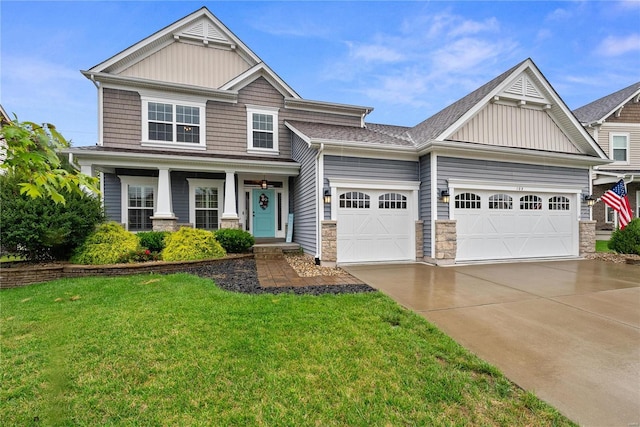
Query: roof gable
410 58 607 159
573 81 640 124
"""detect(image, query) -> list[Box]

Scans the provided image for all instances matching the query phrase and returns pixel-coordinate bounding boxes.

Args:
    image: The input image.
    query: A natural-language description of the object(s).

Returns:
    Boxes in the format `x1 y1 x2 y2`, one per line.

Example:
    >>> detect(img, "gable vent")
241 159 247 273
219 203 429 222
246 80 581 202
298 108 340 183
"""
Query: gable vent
506 77 524 97
525 79 543 98
178 18 230 45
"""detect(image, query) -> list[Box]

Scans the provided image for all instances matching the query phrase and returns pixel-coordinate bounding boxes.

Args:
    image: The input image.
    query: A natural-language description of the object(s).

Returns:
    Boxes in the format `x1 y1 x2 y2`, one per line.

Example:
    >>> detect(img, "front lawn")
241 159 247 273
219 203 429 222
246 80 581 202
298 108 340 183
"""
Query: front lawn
1 274 573 426
596 240 613 253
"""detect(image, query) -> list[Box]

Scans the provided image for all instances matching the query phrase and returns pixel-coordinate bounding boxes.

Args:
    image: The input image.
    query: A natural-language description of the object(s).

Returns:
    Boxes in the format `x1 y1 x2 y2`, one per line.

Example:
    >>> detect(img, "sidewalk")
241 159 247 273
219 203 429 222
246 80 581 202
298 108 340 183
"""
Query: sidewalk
255 257 364 288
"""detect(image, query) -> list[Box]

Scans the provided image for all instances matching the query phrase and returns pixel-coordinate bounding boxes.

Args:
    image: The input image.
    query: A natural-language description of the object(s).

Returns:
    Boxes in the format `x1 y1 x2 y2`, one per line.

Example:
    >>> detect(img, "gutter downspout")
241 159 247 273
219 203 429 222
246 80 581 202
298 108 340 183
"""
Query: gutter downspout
89 74 102 146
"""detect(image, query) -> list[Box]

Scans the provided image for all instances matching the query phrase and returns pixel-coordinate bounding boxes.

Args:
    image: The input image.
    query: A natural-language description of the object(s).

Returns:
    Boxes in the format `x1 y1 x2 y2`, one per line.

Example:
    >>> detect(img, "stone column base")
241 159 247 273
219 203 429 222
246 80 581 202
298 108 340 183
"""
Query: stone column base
435 219 456 266
321 220 337 267
220 218 240 229
415 220 424 260
579 220 597 256
151 217 178 232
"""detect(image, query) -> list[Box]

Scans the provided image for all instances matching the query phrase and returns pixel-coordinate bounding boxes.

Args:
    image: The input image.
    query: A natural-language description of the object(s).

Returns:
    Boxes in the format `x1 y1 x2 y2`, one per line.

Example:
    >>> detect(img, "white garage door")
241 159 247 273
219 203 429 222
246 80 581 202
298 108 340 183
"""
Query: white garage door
454 189 578 261
337 189 414 263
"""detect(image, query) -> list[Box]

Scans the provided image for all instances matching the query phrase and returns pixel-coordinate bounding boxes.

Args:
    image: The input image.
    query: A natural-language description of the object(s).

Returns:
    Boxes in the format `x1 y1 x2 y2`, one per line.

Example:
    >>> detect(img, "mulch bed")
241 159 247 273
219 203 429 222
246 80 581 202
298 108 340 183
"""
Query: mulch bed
183 257 375 295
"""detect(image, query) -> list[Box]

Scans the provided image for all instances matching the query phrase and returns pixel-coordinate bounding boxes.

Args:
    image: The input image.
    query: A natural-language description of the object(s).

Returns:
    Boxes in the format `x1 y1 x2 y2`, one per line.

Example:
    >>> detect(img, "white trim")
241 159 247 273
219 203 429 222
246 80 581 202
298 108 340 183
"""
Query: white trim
246 105 279 155
97 85 104 146
220 63 300 99
430 153 438 259
327 178 420 191
317 149 325 259
447 179 583 195
119 175 158 231
141 96 206 150
187 178 224 229
636 190 640 219
609 132 630 165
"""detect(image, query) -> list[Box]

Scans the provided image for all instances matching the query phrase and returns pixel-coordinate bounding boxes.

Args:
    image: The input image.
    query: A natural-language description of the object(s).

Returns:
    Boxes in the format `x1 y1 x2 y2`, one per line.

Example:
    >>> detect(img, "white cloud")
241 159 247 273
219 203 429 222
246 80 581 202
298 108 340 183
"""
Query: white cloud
545 8 572 21
448 17 499 37
597 34 640 56
348 42 405 63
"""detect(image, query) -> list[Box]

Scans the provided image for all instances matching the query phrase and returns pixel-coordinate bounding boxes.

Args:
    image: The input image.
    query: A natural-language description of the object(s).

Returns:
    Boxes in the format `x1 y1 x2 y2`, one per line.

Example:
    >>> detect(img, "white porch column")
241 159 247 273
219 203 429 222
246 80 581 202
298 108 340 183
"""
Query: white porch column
222 171 238 219
80 164 93 176
154 168 174 218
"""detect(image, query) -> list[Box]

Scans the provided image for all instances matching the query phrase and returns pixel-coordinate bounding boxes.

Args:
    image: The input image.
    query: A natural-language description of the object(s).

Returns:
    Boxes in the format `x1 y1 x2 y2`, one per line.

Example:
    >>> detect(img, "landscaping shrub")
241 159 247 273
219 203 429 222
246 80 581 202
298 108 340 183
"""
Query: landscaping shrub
162 227 226 261
608 219 640 255
214 228 255 253
71 222 140 265
0 175 104 261
117 248 161 263
137 231 170 252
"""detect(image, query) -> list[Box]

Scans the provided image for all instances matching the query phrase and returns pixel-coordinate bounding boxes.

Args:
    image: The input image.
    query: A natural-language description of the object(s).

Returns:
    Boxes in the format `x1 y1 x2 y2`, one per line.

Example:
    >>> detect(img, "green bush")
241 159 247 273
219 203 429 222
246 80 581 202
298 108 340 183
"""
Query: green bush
71 222 140 265
137 231 170 252
162 227 226 261
117 248 161 263
0 175 104 261
214 228 255 253
608 219 640 255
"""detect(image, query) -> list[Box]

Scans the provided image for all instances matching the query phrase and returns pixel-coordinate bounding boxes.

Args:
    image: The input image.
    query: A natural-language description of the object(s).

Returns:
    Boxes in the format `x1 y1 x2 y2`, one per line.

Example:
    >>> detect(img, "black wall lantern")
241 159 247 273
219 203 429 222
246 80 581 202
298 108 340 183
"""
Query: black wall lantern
440 189 450 204
323 190 331 204
261 179 268 189
584 194 595 207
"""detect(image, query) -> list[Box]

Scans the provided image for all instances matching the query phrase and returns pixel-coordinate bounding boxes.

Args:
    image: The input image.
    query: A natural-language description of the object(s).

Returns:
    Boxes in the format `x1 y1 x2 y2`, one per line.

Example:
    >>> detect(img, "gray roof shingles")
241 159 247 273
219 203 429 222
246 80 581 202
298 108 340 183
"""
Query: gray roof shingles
286 121 415 147
573 81 640 123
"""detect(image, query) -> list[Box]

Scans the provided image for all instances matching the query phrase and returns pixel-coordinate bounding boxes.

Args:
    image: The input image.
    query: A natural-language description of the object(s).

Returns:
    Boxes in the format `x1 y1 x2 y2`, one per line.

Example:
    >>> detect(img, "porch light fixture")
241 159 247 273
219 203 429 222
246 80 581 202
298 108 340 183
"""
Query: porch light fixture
440 189 450 204
323 190 331 204
584 194 595 207
261 179 268 189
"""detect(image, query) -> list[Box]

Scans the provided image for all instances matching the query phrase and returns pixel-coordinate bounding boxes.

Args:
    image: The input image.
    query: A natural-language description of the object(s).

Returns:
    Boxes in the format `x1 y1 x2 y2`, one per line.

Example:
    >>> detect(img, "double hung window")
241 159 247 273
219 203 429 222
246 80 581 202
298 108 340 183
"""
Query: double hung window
246 106 279 154
142 97 205 149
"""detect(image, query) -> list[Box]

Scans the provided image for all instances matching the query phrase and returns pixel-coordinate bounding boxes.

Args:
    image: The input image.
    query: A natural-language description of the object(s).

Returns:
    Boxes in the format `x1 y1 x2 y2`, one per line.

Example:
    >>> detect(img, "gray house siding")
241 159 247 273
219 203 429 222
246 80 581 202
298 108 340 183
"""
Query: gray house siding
436 157 591 219
419 154 431 255
170 171 226 226
291 134 317 256
323 155 420 219
103 173 122 223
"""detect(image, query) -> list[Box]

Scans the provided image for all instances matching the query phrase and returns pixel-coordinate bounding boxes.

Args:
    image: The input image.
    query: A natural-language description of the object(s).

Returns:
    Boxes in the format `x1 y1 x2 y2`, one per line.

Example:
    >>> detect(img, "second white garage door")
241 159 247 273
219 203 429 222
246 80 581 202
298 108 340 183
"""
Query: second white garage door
336 189 415 263
453 189 578 261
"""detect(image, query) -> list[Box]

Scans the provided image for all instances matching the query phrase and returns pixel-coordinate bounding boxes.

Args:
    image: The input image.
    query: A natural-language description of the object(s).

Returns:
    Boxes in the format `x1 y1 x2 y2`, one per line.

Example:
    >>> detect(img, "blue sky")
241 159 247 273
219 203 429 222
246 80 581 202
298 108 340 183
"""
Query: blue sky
1 1 639 146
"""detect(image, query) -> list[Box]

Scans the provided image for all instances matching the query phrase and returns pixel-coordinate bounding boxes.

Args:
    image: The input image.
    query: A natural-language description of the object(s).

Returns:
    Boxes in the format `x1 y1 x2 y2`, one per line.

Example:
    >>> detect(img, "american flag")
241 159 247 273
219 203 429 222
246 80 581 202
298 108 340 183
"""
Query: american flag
600 179 633 229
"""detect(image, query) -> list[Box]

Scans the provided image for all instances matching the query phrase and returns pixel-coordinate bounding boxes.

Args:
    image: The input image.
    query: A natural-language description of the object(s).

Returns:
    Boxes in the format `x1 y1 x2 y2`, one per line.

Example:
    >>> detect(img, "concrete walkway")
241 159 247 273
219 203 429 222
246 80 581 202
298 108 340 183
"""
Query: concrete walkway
255 257 364 288
345 260 640 427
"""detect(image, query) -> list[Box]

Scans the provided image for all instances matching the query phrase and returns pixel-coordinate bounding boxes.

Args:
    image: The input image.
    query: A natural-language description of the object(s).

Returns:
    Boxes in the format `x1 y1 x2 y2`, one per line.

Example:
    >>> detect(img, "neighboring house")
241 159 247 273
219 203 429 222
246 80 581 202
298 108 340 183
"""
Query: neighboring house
573 82 640 231
68 7 609 266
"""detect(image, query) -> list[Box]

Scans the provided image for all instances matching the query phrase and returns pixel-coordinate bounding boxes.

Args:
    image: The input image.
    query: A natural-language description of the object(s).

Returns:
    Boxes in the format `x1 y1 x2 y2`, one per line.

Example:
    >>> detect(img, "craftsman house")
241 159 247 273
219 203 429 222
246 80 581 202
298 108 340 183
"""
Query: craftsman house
574 82 640 231
69 7 609 265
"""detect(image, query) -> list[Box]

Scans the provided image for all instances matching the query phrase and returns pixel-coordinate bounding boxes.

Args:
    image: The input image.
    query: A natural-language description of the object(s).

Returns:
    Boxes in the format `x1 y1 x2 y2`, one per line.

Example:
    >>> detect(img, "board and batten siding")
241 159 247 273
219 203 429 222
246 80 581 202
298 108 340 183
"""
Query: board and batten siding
120 43 252 90
451 103 580 154
291 135 318 256
419 154 432 256
436 157 591 220
103 173 122 223
103 88 142 149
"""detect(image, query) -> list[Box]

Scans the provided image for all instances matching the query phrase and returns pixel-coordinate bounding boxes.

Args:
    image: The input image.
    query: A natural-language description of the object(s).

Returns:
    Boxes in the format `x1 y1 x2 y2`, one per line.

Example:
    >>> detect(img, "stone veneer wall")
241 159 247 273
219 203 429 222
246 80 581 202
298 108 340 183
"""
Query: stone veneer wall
220 218 241 229
434 220 457 266
415 220 424 260
579 220 596 256
321 220 337 267
152 217 178 232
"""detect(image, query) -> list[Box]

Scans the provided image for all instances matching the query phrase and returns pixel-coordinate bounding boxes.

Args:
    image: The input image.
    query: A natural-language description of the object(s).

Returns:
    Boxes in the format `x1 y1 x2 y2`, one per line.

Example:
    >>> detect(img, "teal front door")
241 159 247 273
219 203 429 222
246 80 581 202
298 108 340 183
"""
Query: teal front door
252 189 275 238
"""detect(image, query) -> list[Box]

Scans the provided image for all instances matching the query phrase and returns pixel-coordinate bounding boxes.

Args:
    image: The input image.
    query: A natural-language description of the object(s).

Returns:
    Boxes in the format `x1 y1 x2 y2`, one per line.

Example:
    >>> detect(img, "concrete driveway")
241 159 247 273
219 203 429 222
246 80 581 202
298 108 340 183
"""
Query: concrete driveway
345 260 640 427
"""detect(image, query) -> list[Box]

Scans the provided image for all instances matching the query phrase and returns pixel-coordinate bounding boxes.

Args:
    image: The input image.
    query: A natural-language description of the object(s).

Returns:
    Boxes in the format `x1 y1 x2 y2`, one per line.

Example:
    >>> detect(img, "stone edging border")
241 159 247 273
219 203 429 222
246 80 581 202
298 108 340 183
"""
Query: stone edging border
0 254 254 289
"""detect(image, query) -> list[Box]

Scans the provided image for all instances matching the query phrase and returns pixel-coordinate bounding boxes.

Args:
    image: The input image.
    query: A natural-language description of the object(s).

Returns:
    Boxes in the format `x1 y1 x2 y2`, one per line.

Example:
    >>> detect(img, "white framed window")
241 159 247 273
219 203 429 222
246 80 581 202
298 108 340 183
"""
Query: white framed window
605 205 616 224
489 194 513 210
379 193 407 209
141 96 206 150
520 195 542 210
120 176 158 232
339 192 370 209
246 105 279 154
549 196 570 211
455 193 481 209
187 179 224 230
610 133 629 164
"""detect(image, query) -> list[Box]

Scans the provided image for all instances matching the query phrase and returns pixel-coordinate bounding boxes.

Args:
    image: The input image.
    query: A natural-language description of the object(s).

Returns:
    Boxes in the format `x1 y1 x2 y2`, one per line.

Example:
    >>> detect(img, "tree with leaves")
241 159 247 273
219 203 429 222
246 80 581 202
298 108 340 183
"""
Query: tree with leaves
0 118 99 204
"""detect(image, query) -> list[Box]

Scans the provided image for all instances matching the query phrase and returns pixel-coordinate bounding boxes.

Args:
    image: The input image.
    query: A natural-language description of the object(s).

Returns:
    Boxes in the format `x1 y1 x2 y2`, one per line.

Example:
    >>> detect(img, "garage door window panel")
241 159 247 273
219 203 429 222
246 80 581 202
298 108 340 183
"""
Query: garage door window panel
455 193 481 209
489 194 513 210
339 192 370 209
379 193 407 209
520 195 543 210
549 196 570 211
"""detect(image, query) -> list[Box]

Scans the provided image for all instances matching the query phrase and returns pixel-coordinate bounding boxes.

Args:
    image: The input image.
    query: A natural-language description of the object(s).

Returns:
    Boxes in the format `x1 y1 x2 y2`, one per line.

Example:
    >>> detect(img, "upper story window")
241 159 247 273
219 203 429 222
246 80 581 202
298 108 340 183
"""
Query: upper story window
246 105 279 155
142 96 206 150
610 133 629 163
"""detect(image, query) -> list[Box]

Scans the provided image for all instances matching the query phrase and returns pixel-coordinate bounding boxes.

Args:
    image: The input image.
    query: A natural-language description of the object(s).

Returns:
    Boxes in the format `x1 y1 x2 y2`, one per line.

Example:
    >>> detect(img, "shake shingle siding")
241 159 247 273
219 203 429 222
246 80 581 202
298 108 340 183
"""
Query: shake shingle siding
103 88 141 149
103 173 122 223
291 135 317 256
436 157 590 219
419 154 432 256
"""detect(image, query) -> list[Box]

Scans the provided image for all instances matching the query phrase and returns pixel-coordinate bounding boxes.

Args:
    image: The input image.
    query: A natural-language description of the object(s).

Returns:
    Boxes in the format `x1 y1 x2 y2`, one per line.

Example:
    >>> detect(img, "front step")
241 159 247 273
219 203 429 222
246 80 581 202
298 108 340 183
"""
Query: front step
253 245 284 260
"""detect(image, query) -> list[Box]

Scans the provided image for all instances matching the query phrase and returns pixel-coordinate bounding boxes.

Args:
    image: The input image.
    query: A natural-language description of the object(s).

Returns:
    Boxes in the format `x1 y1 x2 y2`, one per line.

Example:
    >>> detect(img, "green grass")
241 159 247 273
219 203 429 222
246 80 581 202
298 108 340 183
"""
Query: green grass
1 274 574 426
596 240 613 253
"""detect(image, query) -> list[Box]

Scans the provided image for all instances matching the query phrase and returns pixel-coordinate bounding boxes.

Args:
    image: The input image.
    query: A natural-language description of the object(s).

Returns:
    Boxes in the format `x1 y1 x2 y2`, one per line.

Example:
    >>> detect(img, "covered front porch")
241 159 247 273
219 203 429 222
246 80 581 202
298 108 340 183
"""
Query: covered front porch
69 147 300 238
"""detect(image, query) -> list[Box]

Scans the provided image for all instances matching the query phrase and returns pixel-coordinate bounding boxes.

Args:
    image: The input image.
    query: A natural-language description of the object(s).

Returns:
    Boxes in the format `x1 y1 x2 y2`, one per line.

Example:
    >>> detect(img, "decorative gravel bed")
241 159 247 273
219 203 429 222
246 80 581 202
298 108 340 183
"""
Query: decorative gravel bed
586 252 640 264
183 257 375 295
284 253 349 277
